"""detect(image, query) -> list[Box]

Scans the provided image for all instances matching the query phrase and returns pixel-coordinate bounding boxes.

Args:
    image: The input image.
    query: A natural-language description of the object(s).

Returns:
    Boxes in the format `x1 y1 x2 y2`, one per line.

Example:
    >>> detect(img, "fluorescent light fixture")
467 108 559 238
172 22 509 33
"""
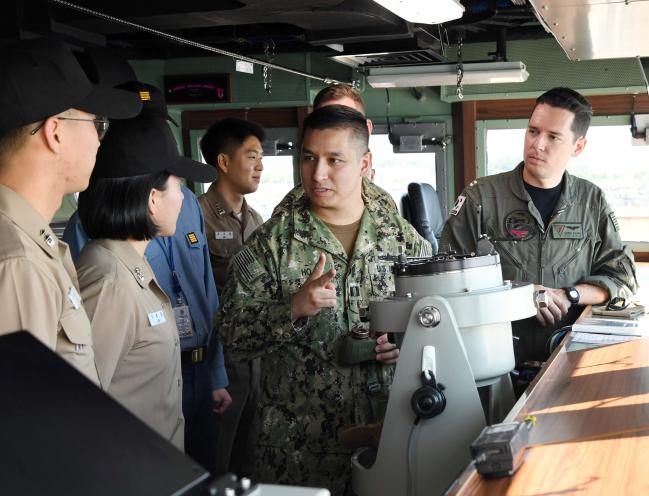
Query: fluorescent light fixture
372 0 464 24
367 61 529 88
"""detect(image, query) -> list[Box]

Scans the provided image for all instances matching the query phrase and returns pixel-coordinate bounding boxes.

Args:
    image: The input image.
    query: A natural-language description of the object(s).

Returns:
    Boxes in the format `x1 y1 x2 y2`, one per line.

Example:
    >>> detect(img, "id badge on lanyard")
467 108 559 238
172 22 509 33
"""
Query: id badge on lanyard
157 238 194 338
173 299 194 338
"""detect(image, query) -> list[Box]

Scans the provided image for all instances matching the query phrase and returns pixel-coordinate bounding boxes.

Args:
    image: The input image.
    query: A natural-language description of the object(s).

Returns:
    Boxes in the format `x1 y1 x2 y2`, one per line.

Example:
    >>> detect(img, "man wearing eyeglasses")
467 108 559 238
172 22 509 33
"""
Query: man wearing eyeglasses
0 38 140 383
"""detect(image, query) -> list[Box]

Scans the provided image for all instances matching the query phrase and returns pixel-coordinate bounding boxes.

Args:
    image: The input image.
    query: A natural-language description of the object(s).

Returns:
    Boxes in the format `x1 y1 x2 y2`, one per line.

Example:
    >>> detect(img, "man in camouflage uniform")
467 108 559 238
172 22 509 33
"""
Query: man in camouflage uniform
218 105 431 494
441 87 637 366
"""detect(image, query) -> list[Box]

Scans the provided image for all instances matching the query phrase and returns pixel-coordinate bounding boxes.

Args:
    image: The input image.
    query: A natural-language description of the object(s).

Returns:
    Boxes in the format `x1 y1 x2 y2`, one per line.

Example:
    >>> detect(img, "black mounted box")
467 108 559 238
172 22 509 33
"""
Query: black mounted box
0 331 208 496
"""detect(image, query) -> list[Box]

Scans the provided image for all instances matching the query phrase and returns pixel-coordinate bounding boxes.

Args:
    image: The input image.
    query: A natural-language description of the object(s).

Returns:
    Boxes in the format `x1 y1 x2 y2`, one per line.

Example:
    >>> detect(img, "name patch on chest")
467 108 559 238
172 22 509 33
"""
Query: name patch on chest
67 286 82 310
148 310 167 326
551 223 583 239
215 231 234 240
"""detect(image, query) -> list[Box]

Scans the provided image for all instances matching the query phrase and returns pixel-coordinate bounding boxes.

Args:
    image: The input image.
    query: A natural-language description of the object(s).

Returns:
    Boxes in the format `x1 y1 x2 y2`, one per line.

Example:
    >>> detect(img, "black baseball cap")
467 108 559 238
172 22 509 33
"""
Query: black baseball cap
0 38 141 135
93 83 216 183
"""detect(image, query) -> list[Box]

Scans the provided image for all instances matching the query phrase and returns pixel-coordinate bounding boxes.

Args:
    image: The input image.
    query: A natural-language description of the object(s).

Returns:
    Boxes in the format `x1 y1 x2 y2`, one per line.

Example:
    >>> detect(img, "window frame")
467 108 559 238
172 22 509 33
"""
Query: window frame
476 115 649 253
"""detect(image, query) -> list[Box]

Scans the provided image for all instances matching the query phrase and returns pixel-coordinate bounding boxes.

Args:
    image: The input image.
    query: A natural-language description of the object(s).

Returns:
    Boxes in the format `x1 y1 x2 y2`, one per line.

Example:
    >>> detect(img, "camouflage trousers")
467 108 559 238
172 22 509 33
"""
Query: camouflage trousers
253 445 354 496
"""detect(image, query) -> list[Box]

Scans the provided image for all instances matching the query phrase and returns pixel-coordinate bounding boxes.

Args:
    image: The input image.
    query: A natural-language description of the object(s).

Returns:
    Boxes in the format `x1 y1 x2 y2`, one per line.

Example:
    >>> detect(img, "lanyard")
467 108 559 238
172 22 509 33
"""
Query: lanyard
155 237 184 300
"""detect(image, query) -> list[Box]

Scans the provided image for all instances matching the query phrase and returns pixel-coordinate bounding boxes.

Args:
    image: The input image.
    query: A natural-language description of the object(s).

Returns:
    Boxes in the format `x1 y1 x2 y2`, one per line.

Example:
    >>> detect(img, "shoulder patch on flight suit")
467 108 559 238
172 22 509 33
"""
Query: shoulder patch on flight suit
186 232 199 245
551 223 583 239
504 210 537 241
233 245 265 284
609 212 620 232
450 195 466 216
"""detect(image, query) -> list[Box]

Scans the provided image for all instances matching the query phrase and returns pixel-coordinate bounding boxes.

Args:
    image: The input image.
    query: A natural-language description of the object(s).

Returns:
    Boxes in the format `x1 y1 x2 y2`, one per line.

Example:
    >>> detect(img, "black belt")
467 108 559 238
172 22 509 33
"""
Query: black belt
181 346 206 365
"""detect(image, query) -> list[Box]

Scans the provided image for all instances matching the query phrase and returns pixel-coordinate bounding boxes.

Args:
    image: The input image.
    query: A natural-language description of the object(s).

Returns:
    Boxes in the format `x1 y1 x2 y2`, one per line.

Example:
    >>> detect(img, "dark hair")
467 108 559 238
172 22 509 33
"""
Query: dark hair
313 84 365 114
301 104 369 154
199 117 265 168
535 87 592 139
78 171 170 240
0 125 30 162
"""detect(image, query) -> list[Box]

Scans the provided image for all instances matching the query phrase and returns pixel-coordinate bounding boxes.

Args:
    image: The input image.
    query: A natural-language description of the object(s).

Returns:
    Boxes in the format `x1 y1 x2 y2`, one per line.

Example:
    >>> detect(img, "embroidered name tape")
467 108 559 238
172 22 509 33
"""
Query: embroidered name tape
215 231 234 240
551 223 583 239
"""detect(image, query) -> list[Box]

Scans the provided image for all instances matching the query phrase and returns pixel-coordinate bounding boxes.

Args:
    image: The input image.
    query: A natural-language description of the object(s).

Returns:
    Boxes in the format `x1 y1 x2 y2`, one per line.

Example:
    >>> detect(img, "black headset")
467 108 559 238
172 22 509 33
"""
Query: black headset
411 370 446 424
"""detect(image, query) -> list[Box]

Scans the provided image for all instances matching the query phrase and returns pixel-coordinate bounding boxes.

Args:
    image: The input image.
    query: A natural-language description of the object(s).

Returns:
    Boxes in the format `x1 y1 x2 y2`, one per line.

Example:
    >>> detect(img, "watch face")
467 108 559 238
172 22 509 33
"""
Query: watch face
566 287 579 303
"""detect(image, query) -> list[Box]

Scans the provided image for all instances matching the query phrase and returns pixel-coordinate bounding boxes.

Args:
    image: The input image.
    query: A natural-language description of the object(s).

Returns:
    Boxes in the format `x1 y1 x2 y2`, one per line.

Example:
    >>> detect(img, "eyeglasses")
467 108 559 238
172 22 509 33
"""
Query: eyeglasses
30 116 110 141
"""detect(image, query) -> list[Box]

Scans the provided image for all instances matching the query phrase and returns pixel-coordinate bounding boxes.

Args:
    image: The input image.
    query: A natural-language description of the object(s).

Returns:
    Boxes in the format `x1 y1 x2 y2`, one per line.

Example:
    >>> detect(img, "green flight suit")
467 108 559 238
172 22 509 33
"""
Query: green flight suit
441 162 638 364
218 180 431 495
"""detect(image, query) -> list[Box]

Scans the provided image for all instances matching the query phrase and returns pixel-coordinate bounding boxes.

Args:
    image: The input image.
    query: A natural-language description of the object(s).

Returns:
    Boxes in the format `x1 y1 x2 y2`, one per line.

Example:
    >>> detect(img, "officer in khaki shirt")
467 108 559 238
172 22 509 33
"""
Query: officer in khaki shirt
0 38 139 383
198 118 265 294
75 85 216 448
198 117 264 474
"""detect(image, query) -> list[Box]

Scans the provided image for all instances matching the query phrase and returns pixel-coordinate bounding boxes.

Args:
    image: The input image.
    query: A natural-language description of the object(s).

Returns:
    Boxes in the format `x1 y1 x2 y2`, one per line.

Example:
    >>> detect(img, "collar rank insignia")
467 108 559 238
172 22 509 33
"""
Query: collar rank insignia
134 266 145 282
186 232 199 245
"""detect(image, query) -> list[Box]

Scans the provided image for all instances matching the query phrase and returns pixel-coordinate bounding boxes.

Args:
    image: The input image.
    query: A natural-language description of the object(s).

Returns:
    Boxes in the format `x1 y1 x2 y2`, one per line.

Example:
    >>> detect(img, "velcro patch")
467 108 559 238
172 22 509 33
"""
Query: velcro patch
233 245 265 284
450 195 466 216
609 212 620 232
551 223 583 239
186 232 199 245
504 210 536 241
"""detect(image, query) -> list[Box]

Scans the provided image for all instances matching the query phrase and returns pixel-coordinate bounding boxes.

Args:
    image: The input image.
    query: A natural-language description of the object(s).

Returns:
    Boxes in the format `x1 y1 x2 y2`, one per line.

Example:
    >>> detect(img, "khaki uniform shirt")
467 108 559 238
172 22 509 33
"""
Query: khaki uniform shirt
0 184 99 384
198 184 263 294
76 239 184 449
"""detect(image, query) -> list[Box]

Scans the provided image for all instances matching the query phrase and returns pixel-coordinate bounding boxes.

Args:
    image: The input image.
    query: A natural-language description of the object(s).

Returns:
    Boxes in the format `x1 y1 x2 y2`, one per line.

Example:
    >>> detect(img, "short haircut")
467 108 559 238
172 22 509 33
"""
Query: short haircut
199 117 265 168
78 171 170 240
313 84 365 114
0 125 30 163
535 87 592 139
301 104 369 155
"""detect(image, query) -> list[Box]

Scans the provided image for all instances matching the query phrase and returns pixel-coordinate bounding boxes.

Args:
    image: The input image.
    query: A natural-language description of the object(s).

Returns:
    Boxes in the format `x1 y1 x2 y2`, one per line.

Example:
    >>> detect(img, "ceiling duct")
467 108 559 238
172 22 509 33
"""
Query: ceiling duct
529 0 649 60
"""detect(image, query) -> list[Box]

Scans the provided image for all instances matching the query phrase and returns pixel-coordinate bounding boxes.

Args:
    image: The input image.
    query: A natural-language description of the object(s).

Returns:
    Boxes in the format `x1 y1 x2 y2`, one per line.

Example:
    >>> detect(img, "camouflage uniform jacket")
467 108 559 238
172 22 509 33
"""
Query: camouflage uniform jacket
218 184 431 458
441 162 638 362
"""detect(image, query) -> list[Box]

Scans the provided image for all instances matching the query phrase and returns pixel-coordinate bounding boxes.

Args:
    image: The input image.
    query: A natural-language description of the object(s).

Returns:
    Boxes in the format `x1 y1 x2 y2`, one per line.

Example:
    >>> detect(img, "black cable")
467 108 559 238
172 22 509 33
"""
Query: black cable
406 422 418 496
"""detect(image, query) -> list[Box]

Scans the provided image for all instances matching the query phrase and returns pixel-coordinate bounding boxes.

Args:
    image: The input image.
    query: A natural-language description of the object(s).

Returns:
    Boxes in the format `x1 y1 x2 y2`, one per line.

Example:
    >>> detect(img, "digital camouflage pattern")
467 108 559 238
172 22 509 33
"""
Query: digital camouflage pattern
441 162 638 363
272 179 399 218
218 179 431 495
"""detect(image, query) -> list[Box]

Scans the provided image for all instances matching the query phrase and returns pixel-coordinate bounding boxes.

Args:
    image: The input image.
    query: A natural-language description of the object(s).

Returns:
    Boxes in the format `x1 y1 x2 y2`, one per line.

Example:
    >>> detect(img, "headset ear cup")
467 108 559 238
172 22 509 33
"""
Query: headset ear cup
411 385 446 420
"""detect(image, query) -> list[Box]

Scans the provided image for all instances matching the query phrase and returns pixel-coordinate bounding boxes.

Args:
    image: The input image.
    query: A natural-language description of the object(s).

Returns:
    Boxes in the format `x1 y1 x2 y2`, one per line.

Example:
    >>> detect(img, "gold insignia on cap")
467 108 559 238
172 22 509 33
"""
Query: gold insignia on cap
139 91 151 101
187 232 199 245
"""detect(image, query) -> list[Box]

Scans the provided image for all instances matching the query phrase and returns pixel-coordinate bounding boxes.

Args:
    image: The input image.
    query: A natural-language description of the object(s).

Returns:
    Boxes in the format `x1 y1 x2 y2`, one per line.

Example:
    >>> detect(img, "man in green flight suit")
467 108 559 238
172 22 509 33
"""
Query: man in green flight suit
441 87 637 367
218 105 432 495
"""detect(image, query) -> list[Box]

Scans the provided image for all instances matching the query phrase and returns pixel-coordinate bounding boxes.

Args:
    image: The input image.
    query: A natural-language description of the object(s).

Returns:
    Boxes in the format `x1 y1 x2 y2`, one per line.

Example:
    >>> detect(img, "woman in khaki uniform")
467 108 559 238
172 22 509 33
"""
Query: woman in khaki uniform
74 86 216 449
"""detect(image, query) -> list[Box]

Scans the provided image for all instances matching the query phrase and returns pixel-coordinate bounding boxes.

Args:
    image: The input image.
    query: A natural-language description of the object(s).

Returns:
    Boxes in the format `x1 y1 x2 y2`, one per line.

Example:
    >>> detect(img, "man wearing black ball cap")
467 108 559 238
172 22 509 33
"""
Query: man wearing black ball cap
0 38 140 383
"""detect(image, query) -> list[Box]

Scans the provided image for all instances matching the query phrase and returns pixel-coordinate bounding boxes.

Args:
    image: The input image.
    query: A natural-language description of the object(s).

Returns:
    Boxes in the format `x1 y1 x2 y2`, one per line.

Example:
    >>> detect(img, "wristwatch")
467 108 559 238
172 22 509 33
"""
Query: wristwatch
563 286 580 307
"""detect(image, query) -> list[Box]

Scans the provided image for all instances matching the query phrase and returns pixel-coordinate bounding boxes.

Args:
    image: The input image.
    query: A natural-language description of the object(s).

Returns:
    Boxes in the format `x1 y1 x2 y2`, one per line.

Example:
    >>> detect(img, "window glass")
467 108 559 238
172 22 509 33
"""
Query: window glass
486 125 649 242
243 155 295 221
369 134 437 213
200 154 294 222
